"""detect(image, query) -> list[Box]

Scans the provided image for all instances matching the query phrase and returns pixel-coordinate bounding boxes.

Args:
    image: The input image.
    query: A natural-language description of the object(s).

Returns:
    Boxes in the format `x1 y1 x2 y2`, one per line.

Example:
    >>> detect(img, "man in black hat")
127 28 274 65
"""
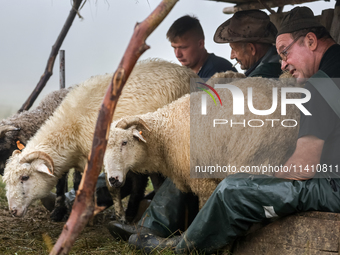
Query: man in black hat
167 15 237 78
125 6 340 254
275 8 340 177
214 9 282 78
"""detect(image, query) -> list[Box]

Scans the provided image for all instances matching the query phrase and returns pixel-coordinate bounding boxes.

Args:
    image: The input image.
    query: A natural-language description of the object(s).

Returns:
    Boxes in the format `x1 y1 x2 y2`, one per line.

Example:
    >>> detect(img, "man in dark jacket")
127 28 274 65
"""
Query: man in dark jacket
106 15 237 243
167 15 237 78
214 9 282 78
127 7 340 254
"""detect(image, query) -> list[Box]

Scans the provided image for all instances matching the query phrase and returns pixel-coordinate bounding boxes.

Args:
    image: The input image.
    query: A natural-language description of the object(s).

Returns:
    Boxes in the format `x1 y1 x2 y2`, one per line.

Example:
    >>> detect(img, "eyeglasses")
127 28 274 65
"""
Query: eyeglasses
278 36 301 62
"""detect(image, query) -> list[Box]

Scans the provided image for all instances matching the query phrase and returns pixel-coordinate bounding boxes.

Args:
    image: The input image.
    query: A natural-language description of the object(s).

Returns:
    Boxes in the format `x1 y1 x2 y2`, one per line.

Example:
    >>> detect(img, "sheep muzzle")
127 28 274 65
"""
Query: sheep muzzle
108 176 123 188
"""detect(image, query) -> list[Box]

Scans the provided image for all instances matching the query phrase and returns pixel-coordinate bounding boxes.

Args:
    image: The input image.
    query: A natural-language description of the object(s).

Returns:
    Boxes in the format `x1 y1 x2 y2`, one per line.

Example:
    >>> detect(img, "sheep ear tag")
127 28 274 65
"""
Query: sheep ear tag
37 163 55 177
16 140 25 151
133 129 146 143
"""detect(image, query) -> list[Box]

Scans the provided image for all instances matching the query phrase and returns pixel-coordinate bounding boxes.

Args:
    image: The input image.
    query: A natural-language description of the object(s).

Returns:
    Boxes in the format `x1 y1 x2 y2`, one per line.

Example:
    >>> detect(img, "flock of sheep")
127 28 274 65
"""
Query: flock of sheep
1 58 301 224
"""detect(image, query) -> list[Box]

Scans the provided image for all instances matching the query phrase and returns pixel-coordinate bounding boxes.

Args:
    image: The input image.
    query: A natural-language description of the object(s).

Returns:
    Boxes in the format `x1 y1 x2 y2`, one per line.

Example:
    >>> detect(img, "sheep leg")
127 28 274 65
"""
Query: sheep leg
149 173 165 193
105 176 126 223
144 173 166 200
73 170 82 191
40 192 56 212
124 172 149 222
50 172 69 221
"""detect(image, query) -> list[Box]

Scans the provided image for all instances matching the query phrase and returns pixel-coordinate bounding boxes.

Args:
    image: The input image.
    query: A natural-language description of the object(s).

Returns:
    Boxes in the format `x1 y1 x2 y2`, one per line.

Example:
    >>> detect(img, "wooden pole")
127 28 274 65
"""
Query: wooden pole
59 50 65 89
330 1 340 44
223 0 319 14
49 0 178 254
18 0 84 112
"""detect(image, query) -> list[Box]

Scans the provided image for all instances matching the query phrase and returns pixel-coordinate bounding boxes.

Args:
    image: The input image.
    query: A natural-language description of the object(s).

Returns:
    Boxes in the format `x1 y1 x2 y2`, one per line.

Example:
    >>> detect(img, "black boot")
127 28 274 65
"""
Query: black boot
107 221 164 241
128 233 182 254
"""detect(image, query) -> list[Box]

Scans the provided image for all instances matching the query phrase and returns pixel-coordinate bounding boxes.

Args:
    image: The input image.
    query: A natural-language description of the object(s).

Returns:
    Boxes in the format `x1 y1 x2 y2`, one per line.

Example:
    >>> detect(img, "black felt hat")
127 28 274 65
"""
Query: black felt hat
277 6 324 36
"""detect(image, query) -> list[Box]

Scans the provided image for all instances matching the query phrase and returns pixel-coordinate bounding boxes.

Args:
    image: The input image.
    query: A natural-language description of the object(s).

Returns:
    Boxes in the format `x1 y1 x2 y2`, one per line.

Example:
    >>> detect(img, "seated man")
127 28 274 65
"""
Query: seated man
167 15 237 78
214 9 281 78
127 6 340 254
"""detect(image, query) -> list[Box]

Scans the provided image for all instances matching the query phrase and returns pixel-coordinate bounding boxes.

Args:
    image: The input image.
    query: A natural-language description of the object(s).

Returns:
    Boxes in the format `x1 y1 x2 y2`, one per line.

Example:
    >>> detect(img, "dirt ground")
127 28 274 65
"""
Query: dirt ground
0 202 138 254
0 177 142 255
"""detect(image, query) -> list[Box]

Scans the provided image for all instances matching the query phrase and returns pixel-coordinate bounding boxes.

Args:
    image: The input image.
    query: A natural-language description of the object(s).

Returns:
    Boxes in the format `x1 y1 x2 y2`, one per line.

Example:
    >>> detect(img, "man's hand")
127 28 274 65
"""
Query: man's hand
275 135 324 180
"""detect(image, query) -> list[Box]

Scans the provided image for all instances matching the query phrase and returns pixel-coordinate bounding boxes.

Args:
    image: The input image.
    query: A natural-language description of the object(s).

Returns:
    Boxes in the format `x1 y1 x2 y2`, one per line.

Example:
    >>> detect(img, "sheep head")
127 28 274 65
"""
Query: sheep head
3 150 57 217
104 117 150 188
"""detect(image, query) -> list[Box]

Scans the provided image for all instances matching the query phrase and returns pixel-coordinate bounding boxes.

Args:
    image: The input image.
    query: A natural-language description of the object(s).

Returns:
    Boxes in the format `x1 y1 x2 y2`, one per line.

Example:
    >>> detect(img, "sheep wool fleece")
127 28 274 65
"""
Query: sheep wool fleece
136 59 232 236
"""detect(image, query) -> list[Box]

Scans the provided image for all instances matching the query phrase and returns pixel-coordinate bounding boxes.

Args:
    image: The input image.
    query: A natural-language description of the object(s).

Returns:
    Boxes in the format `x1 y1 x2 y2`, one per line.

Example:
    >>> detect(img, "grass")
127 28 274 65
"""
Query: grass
0 176 6 202
0 174 230 254
0 174 183 255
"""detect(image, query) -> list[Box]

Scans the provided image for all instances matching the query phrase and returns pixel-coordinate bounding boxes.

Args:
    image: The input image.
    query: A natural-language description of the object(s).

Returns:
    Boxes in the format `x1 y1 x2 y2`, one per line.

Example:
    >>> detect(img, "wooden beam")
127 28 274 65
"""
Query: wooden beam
318 9 334 32
330 4 340 44
223 0 320 14
258 0 276 14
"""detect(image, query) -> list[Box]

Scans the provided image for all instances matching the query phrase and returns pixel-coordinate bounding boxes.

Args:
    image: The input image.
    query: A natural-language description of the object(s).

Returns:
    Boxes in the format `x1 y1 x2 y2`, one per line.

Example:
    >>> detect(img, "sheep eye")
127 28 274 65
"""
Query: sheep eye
122 141 127 146
20 176 29 181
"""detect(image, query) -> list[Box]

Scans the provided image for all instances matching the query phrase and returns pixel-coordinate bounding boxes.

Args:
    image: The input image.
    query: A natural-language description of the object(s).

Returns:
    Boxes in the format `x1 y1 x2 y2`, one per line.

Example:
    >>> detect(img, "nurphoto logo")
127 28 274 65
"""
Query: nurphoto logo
196 82 222 115
201 84 311 116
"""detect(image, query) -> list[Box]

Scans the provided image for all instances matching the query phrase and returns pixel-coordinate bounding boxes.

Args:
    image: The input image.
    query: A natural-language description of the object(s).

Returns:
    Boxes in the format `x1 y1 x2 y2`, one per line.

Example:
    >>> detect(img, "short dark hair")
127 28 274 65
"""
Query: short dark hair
166 15 205 42
291 26 333 42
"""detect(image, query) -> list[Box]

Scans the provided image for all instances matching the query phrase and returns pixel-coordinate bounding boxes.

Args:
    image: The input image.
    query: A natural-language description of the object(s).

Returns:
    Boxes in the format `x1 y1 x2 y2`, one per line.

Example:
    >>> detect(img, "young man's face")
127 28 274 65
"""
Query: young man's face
171 33 204 70
276 33 315 84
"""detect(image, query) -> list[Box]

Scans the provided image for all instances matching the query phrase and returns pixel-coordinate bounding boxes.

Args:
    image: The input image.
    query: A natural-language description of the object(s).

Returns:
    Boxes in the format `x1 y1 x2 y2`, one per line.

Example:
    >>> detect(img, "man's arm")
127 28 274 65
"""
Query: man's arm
275 135 324 180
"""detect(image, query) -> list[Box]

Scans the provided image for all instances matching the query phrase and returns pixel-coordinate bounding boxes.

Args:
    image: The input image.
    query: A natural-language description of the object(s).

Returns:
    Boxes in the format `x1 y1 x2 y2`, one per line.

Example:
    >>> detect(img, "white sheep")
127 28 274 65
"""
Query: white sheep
3 59 198 219
103 74 302 207
0 88 71 214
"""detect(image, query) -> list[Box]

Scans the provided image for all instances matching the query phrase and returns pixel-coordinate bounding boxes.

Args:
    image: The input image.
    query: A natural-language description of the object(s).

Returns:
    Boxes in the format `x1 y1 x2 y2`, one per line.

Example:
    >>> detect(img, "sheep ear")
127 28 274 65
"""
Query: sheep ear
37 163 55 177
133 129 146 143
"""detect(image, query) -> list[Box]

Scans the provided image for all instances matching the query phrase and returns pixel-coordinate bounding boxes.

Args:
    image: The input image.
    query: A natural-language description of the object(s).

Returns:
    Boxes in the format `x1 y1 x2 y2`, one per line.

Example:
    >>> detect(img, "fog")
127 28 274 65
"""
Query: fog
0 0 335 118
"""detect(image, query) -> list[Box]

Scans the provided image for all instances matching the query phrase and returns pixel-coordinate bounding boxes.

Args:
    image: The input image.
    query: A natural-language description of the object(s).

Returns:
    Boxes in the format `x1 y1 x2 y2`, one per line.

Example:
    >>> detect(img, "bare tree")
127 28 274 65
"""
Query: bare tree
19 0 85 112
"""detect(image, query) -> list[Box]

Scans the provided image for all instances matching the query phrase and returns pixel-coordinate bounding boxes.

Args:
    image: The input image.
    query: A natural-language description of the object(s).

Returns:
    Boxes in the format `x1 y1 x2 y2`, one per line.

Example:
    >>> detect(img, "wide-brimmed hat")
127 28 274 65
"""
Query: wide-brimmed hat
277 6 324 36
214 10 277 44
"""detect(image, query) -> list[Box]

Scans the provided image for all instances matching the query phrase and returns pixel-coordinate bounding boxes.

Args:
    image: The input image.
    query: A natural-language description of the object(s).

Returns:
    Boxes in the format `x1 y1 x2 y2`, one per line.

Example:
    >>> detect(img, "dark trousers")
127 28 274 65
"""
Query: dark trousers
138 178 199 237
175 173 340 253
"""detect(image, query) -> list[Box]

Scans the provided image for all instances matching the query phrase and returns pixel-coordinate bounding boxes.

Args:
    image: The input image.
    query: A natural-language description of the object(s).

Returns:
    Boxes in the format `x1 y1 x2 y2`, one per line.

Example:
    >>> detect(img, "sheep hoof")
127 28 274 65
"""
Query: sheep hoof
50 206 68 222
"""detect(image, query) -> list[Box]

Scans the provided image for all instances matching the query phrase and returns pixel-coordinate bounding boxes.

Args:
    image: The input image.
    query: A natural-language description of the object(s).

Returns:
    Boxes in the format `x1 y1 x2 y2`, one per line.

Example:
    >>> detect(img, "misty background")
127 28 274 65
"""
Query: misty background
0 0 335 119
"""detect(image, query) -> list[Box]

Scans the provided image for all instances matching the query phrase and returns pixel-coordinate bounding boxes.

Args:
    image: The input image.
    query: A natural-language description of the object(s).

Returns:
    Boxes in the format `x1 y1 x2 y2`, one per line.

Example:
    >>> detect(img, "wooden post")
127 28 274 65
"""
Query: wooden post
59 50 65 89
49 0 178 254
18 0 84 112
330 1 340 44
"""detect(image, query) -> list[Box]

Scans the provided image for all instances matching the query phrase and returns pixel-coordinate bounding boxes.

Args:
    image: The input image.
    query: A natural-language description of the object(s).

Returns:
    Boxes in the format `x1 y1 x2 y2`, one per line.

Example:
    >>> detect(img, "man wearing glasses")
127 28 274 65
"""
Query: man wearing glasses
127 6 340 254
275 7 340 180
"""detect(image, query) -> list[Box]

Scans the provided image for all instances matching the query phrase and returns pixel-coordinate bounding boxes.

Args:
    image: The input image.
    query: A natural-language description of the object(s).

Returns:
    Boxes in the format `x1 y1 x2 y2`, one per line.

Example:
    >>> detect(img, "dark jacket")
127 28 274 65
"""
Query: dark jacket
245 45 282 78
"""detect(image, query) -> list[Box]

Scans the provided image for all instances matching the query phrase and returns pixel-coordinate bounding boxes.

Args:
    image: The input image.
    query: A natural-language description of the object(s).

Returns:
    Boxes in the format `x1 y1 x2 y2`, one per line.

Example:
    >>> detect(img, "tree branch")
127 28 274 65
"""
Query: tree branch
49 0 178 254
18 0 84 113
